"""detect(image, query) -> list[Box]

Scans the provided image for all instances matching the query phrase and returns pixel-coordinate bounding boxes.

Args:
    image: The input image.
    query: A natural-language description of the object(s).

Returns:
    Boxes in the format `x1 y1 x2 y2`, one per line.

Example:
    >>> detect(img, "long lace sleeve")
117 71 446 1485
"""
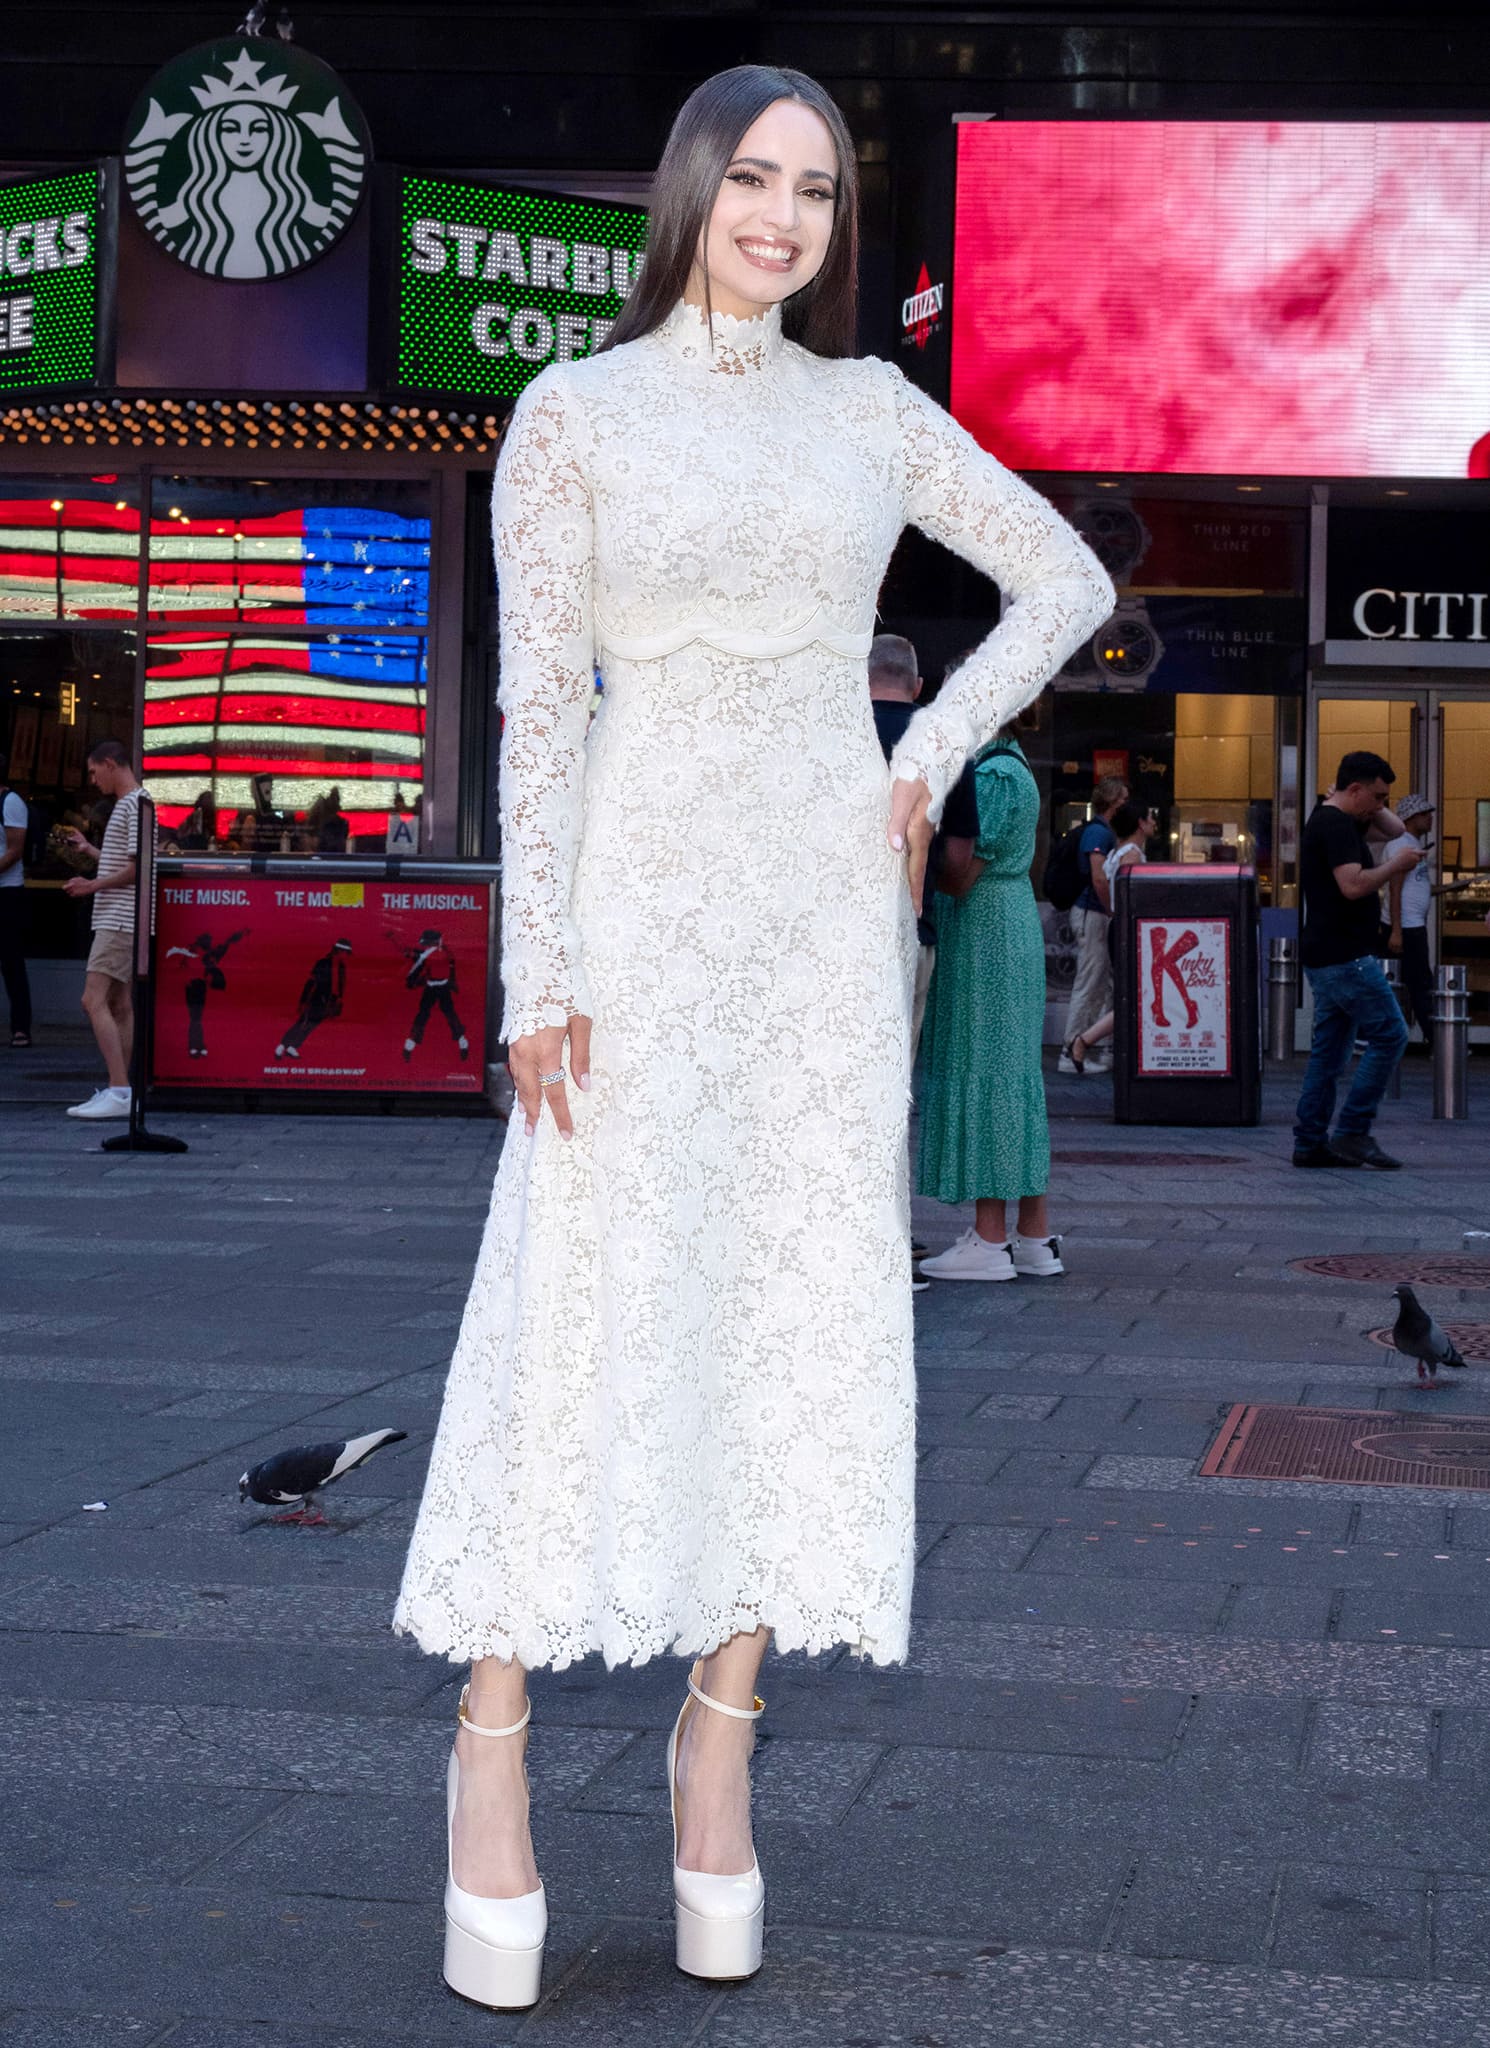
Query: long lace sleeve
882 364 1116 822
493 366 596 1043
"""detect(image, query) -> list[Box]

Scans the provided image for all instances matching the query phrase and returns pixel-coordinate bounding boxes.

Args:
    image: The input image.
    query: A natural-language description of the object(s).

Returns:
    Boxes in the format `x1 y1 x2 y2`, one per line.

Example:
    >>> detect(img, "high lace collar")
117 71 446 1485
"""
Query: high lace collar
655 296 785 375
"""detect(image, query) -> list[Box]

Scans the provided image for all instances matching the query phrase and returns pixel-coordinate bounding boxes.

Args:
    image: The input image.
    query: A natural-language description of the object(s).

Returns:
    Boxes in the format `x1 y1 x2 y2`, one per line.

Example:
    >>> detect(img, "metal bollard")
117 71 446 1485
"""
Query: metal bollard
1433 963 1471 1120
1266 935 1298 1062
1381 956 1403 1100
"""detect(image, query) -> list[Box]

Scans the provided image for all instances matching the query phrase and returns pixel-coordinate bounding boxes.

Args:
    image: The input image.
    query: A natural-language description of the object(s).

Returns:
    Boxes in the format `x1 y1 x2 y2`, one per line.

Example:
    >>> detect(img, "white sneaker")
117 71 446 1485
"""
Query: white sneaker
1011 1233 1065 1277
66 1085 131 1121
917 1228 1017 1281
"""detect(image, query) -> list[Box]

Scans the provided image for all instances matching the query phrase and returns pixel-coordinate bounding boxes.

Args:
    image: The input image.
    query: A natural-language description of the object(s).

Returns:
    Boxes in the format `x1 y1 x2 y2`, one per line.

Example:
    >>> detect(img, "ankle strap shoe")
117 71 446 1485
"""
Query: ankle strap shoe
443 1682 546 2009
666 1662 766 1981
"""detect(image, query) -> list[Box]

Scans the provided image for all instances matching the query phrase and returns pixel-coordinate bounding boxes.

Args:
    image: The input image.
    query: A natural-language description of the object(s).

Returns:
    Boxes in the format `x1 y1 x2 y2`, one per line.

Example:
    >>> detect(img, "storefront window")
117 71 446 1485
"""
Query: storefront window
0 478 142 621
144 629 427 853
0 627 137 958
146 476 431 628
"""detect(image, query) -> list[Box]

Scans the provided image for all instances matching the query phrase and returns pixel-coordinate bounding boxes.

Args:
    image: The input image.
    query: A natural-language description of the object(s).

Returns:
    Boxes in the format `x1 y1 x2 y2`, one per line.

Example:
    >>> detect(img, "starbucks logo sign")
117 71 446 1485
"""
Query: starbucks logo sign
124 37 371 280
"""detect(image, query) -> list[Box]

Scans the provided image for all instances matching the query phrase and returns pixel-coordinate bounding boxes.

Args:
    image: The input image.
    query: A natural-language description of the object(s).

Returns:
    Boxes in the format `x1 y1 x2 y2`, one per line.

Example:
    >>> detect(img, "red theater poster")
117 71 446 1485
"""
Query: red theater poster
153 876 489 1092
953 121 1490 478
1135 917 1231 1078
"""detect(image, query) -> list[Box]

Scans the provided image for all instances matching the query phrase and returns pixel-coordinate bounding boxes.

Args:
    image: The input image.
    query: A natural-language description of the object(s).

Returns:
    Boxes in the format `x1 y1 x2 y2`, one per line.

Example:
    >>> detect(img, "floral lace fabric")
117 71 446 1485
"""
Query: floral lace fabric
391 298 1114 1672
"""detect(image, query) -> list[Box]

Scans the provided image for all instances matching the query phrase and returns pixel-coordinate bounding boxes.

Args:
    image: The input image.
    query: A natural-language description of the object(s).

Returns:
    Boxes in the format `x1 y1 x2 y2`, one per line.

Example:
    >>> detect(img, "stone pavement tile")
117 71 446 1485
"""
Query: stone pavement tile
207 1793 675 1922
918 1446 1008 1485
1434 1711 1490 1783
574 1732 882 1829
1269 1864 1429 1979
1170 1695 1310 1773
0 1777 288 1886
1083 1452 1469 1509
917 1525 1044 1571
990 1449 1104 1487
0 1353 392 1396
1031 1526 1464 1589
522 1922 725 2041
0 2017 166 2047
912 1568 1228 1636
866 1745 1490 1873
0 1557 405 1626
1355 1502 1456 1545
1216 1585 1336 1642
764 1816 1121 1945
1435 1878 1490 1985
0 1698 628 1800
908 1617 1490 1706
0 1632 435 1715
1335 1588 1490 1649
1 1880 573 2041
1307 1703 1434 1780
1109 1854 1277 1965
757 1670 1185 1761
705 1931 1490 2048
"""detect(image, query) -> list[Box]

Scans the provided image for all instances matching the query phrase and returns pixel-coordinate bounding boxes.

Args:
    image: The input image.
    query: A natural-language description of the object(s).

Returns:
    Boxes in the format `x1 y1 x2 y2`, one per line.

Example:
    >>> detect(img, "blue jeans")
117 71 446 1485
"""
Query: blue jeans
1294 955 1409 1148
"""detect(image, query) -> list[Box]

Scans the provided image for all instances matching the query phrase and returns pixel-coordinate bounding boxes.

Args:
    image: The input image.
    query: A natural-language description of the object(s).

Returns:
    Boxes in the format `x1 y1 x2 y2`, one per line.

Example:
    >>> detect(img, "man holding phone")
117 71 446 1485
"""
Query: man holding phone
1293 752 1419 1170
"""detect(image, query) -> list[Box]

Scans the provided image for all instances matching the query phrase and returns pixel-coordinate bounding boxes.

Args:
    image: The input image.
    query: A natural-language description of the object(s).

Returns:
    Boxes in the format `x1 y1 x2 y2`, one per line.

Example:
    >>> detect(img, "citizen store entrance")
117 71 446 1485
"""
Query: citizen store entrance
1310 502 1490 1037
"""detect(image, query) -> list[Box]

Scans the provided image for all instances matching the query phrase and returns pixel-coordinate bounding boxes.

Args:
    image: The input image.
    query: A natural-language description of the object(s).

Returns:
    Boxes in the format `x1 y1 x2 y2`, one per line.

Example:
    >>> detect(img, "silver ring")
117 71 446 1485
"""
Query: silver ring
539 1070 566 1087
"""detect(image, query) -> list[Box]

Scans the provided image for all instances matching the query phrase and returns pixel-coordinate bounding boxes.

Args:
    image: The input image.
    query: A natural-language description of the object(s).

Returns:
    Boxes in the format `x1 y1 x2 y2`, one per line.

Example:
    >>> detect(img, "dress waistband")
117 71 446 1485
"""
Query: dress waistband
594 611 874 662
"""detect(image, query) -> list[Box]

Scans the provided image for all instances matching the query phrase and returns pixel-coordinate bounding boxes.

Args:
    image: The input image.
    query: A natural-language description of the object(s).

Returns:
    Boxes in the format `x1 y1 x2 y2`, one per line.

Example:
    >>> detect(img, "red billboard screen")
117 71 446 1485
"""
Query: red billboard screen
952 121 1490 478
153 874 489 1093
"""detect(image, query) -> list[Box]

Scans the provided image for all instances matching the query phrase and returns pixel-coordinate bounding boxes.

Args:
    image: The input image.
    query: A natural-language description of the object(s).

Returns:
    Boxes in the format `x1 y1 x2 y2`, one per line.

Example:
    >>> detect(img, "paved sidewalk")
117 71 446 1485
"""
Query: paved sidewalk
4 1056 1490 2045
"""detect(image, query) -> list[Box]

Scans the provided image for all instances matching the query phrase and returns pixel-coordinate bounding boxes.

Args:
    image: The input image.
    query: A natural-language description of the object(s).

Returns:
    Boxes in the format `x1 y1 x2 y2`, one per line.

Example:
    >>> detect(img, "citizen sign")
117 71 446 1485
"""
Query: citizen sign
1351 589 1489 641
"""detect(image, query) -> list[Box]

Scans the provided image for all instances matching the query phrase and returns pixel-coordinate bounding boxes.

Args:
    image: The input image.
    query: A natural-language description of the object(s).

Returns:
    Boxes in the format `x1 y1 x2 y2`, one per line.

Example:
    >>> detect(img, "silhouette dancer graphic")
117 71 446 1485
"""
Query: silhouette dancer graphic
1148 925 1201 1029
276 938 352 1058
402 928 468 1062
165 928 248 1057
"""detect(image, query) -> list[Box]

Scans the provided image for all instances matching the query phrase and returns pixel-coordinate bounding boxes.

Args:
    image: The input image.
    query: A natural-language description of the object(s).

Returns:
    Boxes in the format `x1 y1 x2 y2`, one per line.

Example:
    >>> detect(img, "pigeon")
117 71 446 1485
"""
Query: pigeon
1390 1284 1468 1390
238 1429 407 1525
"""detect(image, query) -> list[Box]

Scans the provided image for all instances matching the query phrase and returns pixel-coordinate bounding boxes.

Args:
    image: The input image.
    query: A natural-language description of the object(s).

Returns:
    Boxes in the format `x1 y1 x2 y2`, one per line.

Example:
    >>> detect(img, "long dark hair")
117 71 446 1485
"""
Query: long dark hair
600 65 860 360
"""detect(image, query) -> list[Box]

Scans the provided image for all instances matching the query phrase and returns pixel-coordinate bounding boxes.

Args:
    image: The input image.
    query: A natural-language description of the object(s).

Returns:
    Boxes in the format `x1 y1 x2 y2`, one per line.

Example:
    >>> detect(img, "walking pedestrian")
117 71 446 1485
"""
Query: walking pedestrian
916 711 1065 1280
60 740 144 1120
0 748 33 1048
390 64 1112 2010
1382 793 1470 1047
1293 752 1420 1169
867 633 936 1057
1061 802 1158 1070
1057 774 1129 1073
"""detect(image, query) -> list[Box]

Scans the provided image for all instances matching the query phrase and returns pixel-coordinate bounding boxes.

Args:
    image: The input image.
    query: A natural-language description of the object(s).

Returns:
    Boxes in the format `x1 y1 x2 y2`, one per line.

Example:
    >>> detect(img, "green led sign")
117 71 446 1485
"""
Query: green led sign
0 166 112 393
394 173 648 399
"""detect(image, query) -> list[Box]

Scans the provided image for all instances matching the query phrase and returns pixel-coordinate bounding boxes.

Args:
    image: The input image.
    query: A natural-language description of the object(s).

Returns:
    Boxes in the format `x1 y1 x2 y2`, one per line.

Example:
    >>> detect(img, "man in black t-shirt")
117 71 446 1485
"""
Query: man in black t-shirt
1293 750 1420 1169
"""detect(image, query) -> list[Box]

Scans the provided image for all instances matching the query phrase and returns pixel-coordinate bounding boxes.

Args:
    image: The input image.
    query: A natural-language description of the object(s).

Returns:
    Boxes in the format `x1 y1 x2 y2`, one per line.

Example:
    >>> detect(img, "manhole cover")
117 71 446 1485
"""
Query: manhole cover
1367 1324 1490 1362
1052 1151 1245 1167
1202 1403 1490 1489
1291 1254 1490 1289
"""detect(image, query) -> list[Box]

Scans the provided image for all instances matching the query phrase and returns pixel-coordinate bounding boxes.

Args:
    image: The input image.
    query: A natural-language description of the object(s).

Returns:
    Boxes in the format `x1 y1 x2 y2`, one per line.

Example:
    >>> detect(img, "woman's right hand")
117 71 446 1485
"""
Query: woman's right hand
508 1014 592 1139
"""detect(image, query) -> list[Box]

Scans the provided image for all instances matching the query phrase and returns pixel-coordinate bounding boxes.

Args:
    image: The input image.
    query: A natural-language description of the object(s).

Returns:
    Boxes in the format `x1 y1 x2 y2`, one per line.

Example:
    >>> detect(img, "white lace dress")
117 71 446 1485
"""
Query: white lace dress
392 297 1113 1672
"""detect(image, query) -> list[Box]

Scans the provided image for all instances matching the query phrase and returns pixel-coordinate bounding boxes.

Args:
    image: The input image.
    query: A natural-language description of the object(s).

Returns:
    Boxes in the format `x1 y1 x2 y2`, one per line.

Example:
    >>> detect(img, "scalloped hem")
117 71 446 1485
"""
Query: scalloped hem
389 1596 908 1674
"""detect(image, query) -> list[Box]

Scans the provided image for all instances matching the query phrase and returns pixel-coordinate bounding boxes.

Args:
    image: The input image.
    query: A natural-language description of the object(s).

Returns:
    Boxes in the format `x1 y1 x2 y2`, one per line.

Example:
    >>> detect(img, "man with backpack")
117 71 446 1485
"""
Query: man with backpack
1049 774 1128 1074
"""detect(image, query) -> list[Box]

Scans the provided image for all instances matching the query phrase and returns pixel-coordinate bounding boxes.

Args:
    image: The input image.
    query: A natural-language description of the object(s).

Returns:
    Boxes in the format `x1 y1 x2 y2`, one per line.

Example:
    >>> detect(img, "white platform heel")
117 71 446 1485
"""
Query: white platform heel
442 1681 547 2009
666 1663 766 1981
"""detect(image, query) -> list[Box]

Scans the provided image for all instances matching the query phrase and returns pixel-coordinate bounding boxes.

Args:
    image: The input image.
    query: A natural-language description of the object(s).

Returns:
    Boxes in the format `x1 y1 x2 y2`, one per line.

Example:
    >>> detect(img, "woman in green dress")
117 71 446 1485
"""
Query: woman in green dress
917 713 1063 1283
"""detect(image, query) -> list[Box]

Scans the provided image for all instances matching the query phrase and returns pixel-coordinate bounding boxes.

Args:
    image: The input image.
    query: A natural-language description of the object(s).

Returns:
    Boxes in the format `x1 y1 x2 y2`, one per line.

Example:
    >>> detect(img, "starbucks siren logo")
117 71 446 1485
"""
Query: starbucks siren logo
124 37 370 279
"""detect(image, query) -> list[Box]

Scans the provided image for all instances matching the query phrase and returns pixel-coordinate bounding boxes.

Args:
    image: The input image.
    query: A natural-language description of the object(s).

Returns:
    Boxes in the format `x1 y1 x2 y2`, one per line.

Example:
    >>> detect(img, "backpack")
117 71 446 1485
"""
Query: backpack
1042 822 1088 911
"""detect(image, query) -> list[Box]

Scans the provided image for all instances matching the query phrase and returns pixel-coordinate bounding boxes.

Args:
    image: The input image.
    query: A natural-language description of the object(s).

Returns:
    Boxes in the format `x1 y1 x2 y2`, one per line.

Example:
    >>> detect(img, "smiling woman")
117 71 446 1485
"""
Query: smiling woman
390 59 1115 2012
600 64 860 357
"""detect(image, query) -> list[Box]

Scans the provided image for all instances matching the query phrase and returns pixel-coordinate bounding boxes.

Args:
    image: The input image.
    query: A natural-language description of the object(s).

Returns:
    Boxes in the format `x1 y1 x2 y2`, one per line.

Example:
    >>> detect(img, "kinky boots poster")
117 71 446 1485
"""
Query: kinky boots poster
152 875 490 1091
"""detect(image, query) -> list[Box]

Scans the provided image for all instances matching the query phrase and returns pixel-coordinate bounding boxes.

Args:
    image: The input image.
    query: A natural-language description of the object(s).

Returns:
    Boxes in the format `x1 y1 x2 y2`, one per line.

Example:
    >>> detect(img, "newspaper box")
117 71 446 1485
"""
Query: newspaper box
1112 864 1261 1127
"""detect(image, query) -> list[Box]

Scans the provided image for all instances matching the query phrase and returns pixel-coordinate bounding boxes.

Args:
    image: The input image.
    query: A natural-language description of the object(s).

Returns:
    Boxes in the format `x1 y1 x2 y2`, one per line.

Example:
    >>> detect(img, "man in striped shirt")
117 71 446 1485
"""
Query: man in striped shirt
61 739 143 1120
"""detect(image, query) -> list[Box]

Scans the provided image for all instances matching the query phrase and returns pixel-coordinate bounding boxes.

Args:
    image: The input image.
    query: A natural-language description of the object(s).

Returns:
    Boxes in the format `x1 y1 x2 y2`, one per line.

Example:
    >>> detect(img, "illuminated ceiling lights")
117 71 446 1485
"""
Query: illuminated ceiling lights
0 398 502 455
